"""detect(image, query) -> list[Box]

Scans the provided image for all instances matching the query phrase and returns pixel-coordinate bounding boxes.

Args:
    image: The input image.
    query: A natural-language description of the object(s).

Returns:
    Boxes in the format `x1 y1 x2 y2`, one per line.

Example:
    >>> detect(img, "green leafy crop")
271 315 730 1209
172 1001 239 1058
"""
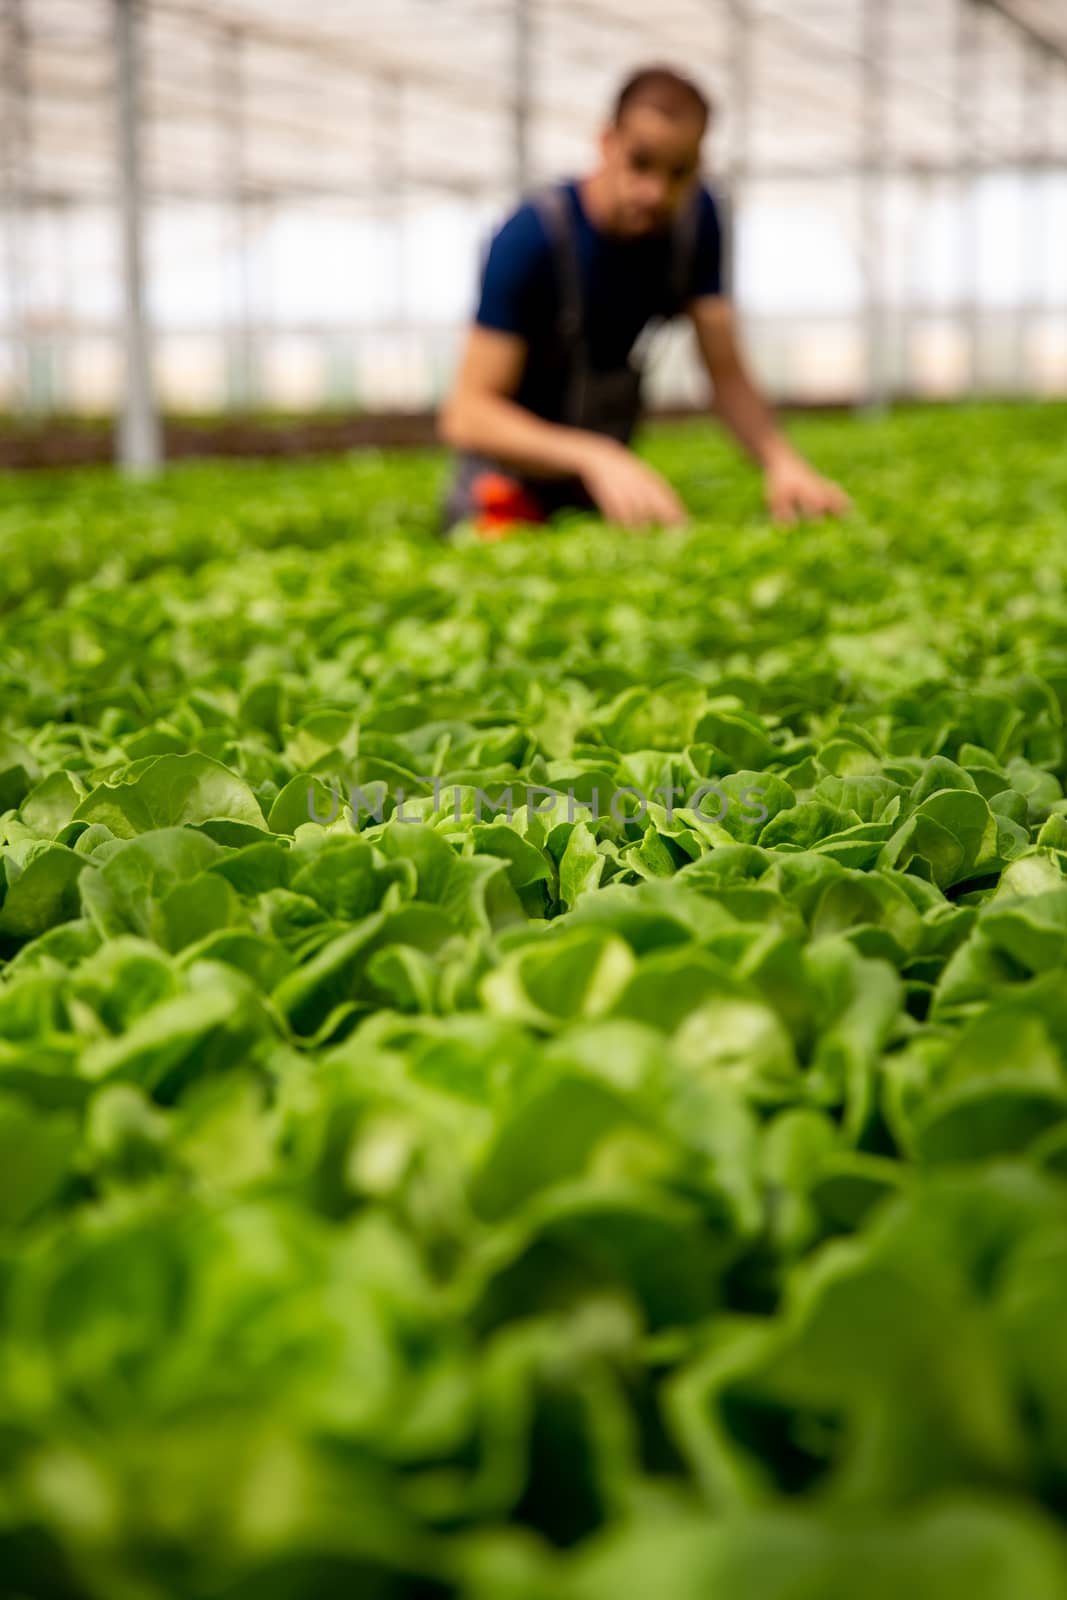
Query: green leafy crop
2 403 1067 1597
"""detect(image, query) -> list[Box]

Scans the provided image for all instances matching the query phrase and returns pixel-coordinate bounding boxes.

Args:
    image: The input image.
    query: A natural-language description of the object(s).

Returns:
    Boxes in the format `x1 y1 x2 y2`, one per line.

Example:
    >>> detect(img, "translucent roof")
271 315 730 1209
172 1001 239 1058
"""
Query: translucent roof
6 0 1067 432
12 0 1067 215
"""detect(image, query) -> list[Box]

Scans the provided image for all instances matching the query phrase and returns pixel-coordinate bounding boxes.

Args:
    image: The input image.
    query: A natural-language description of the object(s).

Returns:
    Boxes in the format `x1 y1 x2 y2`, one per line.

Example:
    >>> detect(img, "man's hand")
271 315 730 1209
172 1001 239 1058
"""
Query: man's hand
764 449 851 527
689 298 853 527
579 437 689 530
441 327 687 530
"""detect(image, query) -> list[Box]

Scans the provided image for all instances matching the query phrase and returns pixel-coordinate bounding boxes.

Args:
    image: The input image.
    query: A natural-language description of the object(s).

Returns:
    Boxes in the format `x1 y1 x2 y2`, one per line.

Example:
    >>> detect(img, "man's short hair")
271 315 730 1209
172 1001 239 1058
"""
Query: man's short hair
613 66 712 132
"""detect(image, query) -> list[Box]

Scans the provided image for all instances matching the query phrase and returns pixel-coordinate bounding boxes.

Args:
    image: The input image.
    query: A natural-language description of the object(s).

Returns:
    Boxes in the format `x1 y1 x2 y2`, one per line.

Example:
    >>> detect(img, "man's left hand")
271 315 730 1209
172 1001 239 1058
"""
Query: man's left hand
764 451 851 526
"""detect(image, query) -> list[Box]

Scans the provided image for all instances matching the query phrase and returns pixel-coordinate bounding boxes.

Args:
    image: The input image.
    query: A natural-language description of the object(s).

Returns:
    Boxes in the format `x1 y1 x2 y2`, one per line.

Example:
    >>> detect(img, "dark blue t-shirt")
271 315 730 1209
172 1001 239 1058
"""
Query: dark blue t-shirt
474 177 723 422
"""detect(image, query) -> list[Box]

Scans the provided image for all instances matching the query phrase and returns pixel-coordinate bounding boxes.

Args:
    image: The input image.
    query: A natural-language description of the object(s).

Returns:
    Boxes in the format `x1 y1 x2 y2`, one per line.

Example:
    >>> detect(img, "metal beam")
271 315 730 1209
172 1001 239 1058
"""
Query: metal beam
3 306 1047 342
217 23 256 409
113 0 161 472
5 174 494 208
373 74 408 327
14 151 1067 217
2 0 30 412
721 0 753 303
1014 36 1041 391
513 0 532 196
977 0 1067 73
956 0 982 395
861 0 891 411
151 0 588 144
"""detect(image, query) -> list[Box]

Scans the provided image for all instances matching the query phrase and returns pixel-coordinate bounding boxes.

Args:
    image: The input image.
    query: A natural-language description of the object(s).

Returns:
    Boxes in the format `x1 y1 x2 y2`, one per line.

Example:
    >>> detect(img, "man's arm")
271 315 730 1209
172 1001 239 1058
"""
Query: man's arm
437 324 687 529
438 325 598 480
688 295 851 525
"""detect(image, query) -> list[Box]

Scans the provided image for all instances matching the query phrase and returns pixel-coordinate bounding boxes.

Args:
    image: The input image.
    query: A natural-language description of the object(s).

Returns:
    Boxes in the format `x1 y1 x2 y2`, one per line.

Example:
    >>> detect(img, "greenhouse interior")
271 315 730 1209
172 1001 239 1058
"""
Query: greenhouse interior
3 3 1067 1598
3 0 1067 457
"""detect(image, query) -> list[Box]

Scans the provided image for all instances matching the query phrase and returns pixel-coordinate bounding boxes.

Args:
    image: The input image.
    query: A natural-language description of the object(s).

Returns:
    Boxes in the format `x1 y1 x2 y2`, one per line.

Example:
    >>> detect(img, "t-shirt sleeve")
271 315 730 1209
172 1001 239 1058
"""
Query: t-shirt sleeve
474 204 555 338
689 185 725 299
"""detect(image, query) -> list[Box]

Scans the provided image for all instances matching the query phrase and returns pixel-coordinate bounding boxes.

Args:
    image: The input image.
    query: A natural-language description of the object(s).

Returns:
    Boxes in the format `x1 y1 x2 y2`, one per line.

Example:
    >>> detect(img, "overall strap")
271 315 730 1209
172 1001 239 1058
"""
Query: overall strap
529 182 588 360
668 183 703 315
529 179 703 342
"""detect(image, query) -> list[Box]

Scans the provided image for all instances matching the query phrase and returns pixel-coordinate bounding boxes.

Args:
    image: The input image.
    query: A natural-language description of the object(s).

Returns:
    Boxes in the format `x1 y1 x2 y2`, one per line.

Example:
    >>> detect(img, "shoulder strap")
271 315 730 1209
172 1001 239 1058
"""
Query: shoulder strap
529 182 587 355
526 179 700 359
668 183 703 314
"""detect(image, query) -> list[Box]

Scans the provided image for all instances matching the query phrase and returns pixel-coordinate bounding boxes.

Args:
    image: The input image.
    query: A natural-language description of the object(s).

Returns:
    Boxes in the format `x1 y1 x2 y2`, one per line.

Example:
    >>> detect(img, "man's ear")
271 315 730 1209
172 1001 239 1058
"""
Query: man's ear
598 122 616 164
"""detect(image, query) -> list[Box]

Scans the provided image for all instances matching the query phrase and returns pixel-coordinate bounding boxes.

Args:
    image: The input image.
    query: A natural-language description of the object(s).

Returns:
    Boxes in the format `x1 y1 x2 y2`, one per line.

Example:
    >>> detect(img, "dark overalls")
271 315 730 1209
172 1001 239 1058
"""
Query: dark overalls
441 181 702 538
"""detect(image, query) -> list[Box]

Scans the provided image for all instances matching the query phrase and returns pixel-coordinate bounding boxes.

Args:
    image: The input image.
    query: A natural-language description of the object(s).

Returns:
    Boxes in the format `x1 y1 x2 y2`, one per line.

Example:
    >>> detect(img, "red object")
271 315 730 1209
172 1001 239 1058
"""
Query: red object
471 471 546 540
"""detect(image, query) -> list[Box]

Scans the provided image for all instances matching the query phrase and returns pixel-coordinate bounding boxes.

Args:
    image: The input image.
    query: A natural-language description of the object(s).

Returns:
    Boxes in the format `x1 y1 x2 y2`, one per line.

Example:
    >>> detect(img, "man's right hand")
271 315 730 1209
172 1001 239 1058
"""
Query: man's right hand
578 437 689 531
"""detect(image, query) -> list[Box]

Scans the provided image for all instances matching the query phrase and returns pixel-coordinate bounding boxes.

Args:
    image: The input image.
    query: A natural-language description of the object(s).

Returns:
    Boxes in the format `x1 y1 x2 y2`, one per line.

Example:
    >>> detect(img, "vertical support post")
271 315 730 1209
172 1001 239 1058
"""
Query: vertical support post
372 72 408 405
1018 42 1050 395
723 0 753 304
256 189 274 407
219 23 255 410
54 195 75 411
861 0 890 411
1060 67 1067 396
513 0 532 198
3 0 30 413
113 0 161 474
374 74 407 329
906 168 934 396
955 0 981 396
394 80 408 336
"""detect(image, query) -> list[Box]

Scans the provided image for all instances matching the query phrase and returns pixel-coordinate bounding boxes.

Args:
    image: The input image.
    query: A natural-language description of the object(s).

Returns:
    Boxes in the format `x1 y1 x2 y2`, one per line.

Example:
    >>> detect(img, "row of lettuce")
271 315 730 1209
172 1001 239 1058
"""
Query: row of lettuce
2 406 1067 1597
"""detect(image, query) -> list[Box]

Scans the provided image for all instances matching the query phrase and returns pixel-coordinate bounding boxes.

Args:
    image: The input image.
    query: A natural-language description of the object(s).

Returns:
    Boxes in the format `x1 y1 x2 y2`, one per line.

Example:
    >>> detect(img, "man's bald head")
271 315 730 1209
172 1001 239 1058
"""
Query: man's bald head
612 66 712 136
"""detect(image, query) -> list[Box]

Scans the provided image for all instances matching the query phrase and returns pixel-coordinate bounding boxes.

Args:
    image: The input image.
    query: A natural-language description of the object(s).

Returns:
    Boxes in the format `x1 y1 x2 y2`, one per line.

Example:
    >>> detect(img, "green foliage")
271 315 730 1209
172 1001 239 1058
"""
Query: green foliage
3 404 1067 1596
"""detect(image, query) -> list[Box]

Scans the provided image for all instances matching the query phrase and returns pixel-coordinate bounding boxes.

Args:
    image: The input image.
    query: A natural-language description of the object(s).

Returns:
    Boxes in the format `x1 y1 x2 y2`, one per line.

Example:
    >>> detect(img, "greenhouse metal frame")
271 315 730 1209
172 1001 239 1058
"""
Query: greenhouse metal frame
2 0 1067 470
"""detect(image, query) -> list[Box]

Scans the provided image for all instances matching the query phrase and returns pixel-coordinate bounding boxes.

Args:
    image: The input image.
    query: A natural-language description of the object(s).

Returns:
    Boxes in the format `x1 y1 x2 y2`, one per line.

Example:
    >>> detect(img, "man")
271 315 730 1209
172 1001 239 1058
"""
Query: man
437 64 850 539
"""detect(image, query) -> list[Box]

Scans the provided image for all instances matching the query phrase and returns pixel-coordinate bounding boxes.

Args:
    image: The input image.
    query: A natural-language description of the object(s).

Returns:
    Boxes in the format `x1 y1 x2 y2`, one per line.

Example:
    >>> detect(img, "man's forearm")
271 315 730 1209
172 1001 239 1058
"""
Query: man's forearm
709 368 797 471
439 390 599 481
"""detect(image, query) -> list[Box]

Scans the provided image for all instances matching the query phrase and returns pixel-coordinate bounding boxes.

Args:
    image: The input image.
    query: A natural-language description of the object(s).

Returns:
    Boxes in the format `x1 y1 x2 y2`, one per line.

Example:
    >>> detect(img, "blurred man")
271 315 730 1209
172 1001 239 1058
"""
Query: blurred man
437 64 850 539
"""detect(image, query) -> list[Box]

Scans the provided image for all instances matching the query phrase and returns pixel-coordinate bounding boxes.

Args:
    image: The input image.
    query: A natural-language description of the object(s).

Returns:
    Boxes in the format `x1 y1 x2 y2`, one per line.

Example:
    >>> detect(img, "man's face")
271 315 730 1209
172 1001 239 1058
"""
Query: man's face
599 103 704 237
